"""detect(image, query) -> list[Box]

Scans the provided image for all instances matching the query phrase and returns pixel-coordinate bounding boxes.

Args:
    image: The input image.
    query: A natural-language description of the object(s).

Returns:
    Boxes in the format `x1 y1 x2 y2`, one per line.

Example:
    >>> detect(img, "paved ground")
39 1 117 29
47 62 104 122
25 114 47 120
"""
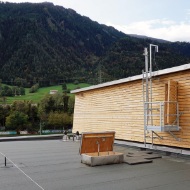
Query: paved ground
0 140 190 190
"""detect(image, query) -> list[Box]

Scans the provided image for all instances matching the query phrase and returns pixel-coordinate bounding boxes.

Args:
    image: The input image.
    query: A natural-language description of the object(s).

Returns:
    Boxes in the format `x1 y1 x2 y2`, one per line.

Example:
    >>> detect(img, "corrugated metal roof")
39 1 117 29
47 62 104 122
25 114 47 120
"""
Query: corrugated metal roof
71 63 190 94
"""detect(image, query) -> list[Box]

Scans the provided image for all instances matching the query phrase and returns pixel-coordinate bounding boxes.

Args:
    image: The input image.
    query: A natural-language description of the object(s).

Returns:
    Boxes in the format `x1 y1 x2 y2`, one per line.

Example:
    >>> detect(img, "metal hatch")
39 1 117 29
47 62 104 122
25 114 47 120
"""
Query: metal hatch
79 131 115 154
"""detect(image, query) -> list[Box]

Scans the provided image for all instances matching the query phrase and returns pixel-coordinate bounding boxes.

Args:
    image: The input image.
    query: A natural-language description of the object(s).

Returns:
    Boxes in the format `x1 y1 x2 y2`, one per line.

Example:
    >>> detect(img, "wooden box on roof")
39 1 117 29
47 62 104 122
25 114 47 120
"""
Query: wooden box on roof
80 131 124 166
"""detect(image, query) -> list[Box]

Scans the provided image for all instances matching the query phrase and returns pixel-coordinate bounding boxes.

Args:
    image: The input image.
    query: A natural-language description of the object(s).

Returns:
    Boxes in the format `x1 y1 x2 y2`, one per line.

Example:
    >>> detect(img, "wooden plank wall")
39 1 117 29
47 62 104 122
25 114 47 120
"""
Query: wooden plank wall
167 80 178 124
73 70 190 148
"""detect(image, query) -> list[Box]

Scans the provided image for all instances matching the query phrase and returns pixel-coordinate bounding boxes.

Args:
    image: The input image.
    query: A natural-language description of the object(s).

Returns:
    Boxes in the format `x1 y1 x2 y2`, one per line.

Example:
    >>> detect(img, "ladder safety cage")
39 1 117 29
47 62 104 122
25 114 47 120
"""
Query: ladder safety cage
142 44 181 147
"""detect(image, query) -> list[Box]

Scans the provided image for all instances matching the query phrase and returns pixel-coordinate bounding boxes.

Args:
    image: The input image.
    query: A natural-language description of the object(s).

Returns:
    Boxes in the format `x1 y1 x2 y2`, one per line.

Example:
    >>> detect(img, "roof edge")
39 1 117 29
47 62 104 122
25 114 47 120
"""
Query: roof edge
71 63 190 94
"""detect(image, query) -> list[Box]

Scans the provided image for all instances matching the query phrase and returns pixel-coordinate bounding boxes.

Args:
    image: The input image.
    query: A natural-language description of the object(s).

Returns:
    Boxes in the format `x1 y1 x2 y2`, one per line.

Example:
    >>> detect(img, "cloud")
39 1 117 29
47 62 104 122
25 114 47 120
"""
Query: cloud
186 9 190 15
107 19 190 42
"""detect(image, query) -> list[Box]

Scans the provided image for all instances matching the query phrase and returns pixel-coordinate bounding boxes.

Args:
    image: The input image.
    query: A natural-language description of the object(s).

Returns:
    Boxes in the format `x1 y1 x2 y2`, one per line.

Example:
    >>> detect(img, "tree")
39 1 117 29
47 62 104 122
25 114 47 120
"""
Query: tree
38 93 73 130
9 101 39 132
6 111 28 133
14 77 27 87
39 94 56 114
11 101 30 114
74 80 79 85
0 105 11 128
29 83 39 93
0 106 4 127
63 95 69 112
0 79 2 92
68 96 75 114
0 86 14 97
20 87 25 95
0 96 7 104
39 93 70 114
62 83 67 91
48 112 72 130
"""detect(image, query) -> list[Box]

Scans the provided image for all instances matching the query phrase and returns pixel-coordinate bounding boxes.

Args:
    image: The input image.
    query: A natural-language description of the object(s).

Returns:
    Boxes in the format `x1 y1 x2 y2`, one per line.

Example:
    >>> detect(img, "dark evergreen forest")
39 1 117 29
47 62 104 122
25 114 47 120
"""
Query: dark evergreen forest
1 2 190 87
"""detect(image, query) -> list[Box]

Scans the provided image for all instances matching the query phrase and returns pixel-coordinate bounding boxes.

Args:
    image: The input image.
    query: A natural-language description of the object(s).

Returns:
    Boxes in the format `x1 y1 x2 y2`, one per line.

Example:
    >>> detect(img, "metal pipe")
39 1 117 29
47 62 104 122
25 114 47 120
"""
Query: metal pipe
177 102 179 127
150 44 159 75
143 48 149 147
160 102 162 127
145 48 149 105
143 71 146 146
150 44 152 75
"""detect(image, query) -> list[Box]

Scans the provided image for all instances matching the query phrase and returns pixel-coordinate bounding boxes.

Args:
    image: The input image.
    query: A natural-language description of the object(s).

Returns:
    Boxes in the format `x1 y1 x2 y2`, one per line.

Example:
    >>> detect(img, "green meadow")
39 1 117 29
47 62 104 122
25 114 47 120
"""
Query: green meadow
4 83 90 104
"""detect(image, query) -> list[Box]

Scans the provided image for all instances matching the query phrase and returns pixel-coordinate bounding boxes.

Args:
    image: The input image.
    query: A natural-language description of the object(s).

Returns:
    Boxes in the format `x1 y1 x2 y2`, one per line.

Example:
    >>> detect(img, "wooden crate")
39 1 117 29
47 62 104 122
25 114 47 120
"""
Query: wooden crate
80 131 124 166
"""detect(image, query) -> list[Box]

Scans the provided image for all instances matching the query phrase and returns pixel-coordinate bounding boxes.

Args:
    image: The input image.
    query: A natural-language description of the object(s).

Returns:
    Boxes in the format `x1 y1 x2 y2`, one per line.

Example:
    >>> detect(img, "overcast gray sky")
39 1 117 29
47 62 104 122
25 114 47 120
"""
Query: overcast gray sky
2 0 190 42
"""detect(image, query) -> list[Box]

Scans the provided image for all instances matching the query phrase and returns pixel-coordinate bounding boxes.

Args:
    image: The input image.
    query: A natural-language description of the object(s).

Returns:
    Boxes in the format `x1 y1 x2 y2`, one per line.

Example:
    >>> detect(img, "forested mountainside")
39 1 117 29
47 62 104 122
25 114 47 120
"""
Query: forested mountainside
0 2 190 87
100 38 190 80
0 2 126 86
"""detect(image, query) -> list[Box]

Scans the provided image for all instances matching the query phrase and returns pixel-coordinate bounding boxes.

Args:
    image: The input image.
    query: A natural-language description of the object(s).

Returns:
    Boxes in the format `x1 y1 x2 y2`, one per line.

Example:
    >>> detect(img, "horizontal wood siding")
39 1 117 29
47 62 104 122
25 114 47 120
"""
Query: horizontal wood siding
73 70 190 148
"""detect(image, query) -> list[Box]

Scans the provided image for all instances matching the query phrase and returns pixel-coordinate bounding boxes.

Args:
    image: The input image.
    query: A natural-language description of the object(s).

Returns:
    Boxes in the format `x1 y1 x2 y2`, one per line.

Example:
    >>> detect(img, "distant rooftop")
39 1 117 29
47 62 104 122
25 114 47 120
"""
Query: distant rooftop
50 90 58 94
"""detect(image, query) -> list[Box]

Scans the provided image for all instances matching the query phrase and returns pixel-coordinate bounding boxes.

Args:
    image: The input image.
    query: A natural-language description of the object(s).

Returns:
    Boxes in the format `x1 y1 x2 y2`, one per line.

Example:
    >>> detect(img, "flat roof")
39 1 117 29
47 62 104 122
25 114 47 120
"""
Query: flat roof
71 63 190 94
1 140 190 190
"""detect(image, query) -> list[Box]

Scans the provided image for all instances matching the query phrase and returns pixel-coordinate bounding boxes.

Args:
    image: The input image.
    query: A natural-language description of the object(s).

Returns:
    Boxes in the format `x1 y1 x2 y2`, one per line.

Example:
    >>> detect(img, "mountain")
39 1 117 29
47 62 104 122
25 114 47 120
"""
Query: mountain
99 38 190 81
128 34 169 43
0 2 126 86
0 2 190 87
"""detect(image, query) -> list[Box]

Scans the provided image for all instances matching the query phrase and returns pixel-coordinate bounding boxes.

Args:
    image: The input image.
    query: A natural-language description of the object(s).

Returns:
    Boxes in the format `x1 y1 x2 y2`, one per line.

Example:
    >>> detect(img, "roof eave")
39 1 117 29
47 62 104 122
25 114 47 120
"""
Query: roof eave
71 63 190 94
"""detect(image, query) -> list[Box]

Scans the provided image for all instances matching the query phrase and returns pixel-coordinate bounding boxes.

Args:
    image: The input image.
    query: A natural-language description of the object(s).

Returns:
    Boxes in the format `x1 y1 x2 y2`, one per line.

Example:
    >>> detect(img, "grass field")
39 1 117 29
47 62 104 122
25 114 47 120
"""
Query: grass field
4 83 90 104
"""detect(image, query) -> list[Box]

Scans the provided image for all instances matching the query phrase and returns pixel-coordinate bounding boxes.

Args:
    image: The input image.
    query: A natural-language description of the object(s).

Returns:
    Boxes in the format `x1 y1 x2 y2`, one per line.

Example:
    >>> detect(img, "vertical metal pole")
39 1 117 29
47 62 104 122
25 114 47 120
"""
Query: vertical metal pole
149 44 152 77
149 44 153 126
143 71 146 146
145 48 149 127
145 48 149 110
145 48 149 105
149 44 158 127
177 102 179 126
5 157 6 167
144 48 149 147
160 102 162 127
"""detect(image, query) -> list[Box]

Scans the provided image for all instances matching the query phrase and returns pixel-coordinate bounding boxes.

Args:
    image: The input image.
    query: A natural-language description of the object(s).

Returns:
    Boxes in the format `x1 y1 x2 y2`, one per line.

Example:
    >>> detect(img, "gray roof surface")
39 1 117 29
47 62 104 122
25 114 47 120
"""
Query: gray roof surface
0 140 190 190
71 63 190 94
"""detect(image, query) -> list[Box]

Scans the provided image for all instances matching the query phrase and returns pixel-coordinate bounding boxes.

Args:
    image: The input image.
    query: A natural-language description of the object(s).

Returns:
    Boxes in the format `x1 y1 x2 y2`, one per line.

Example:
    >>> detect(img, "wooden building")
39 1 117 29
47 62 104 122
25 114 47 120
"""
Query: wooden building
71 64 190 149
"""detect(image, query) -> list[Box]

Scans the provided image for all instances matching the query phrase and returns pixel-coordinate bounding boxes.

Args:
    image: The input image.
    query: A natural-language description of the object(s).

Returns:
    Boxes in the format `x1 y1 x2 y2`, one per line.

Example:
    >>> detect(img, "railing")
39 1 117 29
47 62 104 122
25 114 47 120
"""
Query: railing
144 101 179 128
